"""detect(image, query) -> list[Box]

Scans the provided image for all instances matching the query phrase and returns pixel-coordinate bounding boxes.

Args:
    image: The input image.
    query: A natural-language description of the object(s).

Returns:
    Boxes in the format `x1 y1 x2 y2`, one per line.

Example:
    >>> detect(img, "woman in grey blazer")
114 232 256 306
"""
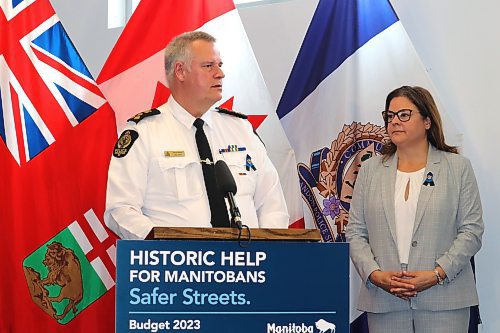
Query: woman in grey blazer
346 86 484 333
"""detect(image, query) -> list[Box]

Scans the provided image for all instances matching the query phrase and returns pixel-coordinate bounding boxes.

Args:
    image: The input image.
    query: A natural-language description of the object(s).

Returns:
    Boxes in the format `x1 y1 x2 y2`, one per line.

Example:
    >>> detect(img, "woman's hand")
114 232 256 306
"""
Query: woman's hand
369 270 417 300
392 270 439 292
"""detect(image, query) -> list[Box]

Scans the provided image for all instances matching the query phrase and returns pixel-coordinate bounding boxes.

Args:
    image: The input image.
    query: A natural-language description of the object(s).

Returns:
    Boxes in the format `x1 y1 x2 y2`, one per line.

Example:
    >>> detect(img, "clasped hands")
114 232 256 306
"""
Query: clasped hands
369 269 440 300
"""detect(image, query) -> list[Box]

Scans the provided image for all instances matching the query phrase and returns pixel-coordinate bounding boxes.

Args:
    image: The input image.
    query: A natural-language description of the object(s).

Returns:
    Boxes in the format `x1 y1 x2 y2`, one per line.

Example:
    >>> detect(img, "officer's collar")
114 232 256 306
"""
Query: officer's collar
168 96 215 130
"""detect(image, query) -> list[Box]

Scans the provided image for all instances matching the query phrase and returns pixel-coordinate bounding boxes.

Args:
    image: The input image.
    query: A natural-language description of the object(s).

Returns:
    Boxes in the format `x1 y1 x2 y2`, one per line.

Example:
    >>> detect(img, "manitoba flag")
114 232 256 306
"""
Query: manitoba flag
97 0 303 226
277 0 461 331
0 0 117 331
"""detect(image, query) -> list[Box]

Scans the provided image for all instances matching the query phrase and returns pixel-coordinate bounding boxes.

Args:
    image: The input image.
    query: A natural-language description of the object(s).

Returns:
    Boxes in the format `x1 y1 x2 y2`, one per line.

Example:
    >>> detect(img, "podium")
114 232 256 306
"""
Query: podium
116 227 349 333
145 226 322 241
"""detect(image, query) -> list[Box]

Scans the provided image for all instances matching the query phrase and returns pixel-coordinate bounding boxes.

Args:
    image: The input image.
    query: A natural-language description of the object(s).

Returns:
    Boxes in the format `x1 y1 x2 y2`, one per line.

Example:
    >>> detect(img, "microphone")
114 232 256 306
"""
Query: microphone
215 160 242 229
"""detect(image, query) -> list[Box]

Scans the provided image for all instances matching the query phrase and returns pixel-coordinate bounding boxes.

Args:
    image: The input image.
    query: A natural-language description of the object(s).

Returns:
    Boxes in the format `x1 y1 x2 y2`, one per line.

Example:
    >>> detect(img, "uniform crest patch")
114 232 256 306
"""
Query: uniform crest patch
127 109 160 123
113 130 138 158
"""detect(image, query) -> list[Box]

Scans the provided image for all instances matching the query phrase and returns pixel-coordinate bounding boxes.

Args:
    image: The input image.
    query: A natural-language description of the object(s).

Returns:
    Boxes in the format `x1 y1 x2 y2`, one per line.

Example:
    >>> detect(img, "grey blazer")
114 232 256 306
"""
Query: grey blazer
346 145 484 313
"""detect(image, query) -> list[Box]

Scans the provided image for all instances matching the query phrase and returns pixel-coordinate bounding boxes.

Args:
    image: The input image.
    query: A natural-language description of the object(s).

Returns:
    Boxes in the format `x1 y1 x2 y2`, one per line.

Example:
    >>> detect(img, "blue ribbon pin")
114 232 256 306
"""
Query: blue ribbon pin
246 154 256 171
423 172 435 186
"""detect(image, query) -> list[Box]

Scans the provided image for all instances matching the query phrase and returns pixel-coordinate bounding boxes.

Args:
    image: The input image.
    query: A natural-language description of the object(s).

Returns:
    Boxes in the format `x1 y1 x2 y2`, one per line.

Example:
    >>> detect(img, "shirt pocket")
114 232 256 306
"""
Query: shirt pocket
157 157 203 201
222 151 257 197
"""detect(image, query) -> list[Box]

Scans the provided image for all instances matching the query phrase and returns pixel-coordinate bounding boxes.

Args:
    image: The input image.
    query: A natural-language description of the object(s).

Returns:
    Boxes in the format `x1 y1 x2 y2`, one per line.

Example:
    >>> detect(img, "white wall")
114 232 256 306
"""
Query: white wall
51 0 499 330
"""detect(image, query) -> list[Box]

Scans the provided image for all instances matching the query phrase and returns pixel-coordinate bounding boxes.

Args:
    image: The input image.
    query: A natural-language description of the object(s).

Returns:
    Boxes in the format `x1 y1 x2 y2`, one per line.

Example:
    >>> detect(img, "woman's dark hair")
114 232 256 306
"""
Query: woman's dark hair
381 85 458 157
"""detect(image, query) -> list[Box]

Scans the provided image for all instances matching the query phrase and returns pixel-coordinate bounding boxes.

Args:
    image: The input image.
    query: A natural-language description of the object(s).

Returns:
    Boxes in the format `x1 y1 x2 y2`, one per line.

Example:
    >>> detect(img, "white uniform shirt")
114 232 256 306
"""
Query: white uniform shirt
394 168 425 266
104 96 289 239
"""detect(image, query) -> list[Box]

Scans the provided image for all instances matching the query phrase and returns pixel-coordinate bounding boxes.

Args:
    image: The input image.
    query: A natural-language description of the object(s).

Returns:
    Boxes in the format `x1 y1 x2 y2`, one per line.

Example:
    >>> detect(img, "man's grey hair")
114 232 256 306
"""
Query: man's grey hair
164 31 216 84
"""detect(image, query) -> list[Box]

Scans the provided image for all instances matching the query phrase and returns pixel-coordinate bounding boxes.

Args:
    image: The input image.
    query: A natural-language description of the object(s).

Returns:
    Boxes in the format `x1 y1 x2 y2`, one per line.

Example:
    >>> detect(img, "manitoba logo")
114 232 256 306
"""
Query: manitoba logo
315 319 336 333
23 209 116 324
298 122 388 242
267 319 335 333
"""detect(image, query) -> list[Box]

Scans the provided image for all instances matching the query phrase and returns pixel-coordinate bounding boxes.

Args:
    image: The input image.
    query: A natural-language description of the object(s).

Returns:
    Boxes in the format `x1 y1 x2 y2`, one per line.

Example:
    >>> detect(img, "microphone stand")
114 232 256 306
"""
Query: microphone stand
226 192 242 229
225 192 251 246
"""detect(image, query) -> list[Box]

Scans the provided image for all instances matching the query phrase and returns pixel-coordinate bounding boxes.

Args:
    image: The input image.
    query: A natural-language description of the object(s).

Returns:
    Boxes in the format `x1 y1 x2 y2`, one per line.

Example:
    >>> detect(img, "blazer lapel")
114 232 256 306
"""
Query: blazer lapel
381 153 398 244
413 145 442 235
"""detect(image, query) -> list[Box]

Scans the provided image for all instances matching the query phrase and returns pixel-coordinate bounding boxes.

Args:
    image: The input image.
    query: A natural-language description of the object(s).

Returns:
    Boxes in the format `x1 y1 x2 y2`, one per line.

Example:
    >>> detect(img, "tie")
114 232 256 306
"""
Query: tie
193 118 230 227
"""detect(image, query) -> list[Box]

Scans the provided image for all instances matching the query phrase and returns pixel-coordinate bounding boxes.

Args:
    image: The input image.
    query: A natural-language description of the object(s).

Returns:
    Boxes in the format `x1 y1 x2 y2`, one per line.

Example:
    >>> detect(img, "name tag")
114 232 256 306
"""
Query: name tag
164 151 185 157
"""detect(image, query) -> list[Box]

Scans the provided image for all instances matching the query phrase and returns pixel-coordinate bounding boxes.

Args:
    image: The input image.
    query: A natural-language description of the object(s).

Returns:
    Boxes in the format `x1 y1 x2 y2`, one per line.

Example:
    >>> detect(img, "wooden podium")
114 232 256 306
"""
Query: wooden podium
145 226 322 242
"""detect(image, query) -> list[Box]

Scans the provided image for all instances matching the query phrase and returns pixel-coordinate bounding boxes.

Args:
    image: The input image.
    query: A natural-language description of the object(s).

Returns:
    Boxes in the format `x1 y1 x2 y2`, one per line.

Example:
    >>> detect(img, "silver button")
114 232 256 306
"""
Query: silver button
411 241 418 247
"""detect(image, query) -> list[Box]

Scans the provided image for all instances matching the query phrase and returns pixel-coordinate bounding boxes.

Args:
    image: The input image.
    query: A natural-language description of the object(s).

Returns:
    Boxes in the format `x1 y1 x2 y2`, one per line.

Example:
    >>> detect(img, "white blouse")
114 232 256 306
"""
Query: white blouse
394 168 425 266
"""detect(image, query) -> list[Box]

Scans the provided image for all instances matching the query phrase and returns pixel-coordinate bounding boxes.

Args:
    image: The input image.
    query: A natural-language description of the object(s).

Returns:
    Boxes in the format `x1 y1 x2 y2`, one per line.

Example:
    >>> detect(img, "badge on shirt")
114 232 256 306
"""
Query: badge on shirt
218 145 246 154
113 130 138 158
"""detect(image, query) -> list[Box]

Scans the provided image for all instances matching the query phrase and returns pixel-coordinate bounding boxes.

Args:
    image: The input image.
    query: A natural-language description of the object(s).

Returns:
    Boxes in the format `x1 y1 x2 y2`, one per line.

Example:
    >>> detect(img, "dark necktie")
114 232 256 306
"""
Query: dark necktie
193 118 230 227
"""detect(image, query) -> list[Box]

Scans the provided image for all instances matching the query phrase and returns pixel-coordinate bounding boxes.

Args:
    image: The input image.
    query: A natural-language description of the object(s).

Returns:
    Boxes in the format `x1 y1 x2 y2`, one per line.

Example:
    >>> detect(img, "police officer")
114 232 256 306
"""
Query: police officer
104 31 289 239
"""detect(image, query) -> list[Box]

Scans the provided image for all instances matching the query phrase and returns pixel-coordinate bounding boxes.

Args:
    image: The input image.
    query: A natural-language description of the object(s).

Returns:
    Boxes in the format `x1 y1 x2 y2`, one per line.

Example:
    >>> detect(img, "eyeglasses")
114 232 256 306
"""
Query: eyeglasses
381 109 414 123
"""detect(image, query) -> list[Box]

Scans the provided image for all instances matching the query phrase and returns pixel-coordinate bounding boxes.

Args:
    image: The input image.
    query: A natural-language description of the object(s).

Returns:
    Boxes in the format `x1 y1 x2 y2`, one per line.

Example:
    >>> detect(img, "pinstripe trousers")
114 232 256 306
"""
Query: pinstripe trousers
367 307 470 333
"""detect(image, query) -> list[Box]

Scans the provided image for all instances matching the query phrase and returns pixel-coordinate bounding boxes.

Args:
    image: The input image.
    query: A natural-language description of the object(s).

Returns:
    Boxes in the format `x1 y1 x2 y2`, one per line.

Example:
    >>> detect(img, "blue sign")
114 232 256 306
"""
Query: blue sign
116 240 349 333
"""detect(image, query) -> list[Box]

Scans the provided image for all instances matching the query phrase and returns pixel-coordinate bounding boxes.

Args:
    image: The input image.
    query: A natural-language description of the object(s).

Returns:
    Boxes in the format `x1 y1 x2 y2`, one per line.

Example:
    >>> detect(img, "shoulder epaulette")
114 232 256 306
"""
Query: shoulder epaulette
216 107 248 119
127 109 161 124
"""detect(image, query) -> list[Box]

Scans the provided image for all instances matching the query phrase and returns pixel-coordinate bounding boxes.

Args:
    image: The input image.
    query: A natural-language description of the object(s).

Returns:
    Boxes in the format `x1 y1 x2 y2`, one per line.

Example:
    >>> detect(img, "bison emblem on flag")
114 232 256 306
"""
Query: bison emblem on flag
24 242 83 321
22 210 116 324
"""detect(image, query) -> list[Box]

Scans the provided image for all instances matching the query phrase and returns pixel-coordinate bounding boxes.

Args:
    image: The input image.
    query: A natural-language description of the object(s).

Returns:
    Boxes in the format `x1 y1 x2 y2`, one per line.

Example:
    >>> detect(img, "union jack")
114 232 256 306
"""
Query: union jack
0 0 105 165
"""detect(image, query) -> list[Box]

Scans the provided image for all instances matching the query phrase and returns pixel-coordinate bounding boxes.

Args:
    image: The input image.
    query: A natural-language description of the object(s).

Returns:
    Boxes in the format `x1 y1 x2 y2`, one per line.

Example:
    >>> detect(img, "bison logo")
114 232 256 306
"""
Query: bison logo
315 319 336 333
24 241 83 321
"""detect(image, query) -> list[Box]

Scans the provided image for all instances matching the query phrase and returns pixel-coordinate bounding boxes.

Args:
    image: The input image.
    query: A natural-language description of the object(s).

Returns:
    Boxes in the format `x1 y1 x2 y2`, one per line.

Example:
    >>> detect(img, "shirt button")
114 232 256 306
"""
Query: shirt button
411 241 418 247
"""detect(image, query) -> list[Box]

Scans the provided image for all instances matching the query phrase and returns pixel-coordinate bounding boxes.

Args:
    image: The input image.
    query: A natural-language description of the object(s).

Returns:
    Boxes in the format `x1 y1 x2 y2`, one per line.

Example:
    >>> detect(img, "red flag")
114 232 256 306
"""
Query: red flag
1 0 117 331
98 0 304 226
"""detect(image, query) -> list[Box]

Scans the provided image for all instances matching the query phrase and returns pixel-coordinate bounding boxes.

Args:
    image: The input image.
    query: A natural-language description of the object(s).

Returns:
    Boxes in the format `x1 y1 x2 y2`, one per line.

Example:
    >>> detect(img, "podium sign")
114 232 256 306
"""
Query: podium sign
116 240 349 333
